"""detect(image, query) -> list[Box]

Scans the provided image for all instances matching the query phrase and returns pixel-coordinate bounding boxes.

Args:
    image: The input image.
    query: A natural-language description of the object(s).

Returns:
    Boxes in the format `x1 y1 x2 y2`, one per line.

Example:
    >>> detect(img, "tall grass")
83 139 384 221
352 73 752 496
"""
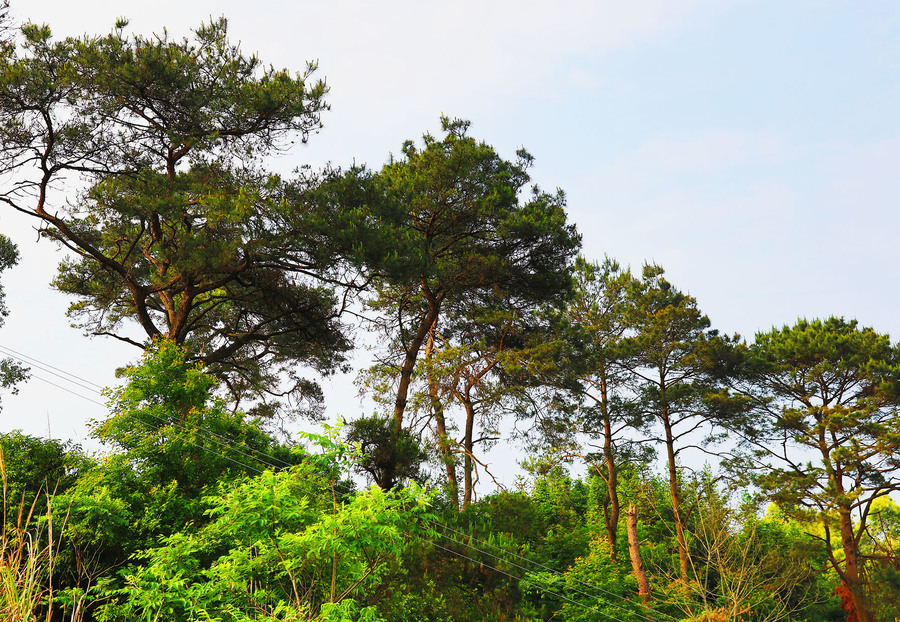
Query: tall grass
1 444 56 622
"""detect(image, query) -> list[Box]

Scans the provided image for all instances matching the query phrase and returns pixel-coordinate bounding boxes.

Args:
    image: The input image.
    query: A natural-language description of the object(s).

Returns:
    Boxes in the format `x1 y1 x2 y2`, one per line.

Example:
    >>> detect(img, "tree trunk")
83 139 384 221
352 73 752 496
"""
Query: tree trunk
392 293 442 436
462 396 475 509
839 508 874 622
425 328 458 510
600 373 619 562
381 291 443 490
626 504 651 604
663 413 690 583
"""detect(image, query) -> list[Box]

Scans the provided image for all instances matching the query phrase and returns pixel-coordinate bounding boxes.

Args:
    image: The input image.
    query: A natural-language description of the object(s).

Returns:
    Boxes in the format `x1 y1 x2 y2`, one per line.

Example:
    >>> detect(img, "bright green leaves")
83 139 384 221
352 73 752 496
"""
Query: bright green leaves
61 341 301 578
94 340 296 492
104 339 216 425
101 465 433 622
0 431 88 527
319 599 387 622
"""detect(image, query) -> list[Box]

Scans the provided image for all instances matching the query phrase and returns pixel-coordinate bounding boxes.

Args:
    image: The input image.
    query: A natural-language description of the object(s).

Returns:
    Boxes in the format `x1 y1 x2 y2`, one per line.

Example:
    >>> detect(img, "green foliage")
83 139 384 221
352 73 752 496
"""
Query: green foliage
314 117 580 492
96 464 433 622
94 339 298 502
421 491 547 621
0 431 88 528
344 415 426 490
531 467 590 568
320 599 386 622
57 340 301 604
0 234 27 407
421 471 595 621
542 536 644 622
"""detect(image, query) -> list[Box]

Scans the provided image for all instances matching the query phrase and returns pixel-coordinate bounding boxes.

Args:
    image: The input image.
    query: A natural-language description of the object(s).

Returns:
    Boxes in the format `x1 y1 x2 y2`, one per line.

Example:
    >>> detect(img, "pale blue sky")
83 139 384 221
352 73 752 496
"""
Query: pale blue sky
2 1 899 485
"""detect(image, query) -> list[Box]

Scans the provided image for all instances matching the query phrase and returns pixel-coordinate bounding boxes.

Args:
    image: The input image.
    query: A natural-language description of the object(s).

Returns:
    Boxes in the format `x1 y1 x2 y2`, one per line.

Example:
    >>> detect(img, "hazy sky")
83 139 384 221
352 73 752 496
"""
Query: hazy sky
2 1 899 485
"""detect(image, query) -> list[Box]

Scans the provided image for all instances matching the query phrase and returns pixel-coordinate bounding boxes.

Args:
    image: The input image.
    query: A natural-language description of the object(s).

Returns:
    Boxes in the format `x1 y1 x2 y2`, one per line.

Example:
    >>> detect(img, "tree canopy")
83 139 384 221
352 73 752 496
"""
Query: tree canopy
0 17 346 416
315 118 580 486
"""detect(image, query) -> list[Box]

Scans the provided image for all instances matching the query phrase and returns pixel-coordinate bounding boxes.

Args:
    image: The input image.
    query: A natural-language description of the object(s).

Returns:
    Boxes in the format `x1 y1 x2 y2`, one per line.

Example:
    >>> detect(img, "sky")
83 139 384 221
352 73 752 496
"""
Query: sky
1 0 899 487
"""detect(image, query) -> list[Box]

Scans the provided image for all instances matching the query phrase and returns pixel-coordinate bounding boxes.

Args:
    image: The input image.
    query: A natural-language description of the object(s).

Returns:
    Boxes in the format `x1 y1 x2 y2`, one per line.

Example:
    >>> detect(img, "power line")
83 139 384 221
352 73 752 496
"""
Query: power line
421 537 622 621
28 373 106 407
1 344 298 474
0 343 105 390
429 522 670 622
430 521 677 622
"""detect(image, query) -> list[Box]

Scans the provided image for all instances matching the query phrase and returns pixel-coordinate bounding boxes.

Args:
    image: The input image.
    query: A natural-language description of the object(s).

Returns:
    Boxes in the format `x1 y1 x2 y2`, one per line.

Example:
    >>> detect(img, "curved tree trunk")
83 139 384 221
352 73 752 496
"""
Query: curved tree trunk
392 291 442 435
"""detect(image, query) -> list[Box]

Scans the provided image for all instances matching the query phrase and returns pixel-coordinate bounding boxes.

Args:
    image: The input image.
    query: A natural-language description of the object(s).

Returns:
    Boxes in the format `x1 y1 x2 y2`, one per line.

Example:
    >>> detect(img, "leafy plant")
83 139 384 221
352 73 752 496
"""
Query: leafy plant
96 456 435 621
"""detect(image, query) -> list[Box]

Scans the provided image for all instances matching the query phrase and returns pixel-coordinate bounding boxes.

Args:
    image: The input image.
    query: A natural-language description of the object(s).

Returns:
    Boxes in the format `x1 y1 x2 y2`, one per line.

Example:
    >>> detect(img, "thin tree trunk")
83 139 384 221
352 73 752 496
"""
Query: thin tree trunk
462 396 475 509
425 328 458 509
663 413 690 583
626 504 651 604
599 373 619 562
